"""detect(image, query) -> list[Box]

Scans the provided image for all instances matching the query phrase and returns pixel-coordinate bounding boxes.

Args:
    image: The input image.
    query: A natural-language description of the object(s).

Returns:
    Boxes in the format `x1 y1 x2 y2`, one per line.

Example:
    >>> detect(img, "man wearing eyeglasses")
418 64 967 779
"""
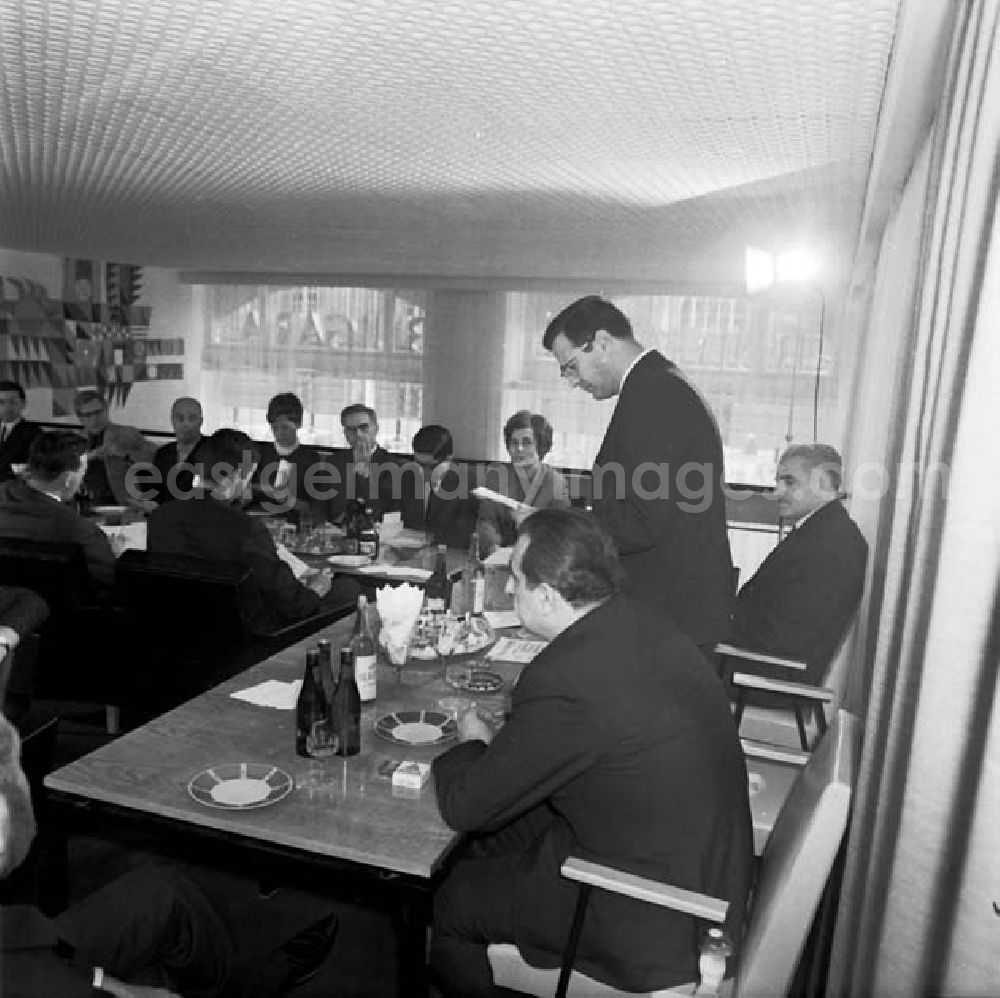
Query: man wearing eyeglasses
325 403 400 523
73 390 157 510
543 297 734 657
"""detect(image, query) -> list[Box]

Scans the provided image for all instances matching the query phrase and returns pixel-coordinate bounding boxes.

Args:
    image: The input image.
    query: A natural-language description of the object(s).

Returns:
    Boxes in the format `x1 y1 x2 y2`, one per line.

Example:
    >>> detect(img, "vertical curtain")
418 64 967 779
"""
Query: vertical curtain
828 1 1000 995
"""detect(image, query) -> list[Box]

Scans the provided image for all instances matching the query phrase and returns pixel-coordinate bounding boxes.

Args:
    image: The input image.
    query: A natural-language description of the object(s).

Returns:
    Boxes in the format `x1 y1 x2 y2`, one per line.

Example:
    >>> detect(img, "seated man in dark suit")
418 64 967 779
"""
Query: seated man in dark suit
401 425 478 550
148 428 357 634
0 431 115 594
325 403 400 523
150 395 205 504
0 380 43 484
431 509 753 997
731 444 868 687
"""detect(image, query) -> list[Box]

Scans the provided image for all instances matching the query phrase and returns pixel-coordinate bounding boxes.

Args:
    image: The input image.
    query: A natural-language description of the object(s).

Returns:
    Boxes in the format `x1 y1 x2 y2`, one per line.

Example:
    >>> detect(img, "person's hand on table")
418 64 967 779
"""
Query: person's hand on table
305 567 332 598
352 436 376 478
458 708 493 745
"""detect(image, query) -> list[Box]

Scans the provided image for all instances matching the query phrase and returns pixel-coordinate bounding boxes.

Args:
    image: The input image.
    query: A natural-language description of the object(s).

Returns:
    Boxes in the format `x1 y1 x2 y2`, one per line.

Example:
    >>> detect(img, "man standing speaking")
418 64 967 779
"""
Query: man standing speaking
543 296 733 655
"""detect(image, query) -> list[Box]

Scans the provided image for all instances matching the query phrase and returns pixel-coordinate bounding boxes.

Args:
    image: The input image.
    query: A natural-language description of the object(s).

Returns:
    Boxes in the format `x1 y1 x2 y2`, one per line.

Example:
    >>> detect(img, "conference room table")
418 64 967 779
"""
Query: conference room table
44 609 799 996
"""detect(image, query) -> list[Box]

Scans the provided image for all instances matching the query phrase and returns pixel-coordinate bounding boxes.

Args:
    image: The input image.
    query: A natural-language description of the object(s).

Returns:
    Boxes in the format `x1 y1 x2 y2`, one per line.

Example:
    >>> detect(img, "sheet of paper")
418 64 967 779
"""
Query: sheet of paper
276 543 310 579
230 679 302 709
486 636 547 664
472 486 532 513
484 546 512 567
100 521 148 555
484 610 520 630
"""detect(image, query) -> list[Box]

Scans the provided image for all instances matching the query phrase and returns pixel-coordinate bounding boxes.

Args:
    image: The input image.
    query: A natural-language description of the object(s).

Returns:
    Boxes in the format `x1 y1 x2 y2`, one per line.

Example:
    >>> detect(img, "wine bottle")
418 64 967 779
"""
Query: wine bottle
330 648 361 756
296 648 328 758
358 502 379 559
424 544 451 614
466 531 486 616
351 594 377 702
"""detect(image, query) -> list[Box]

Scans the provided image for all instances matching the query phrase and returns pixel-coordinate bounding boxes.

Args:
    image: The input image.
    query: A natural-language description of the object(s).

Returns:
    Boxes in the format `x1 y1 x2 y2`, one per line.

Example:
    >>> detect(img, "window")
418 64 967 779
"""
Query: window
500 292 837 486
201 286 425 447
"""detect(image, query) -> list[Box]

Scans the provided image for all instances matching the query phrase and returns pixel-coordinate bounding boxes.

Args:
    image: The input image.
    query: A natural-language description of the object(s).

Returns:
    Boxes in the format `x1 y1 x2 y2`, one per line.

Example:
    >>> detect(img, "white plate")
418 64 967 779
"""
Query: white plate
327 553 374 568
90 504 129 516
374 709 458 746
188 762 293 810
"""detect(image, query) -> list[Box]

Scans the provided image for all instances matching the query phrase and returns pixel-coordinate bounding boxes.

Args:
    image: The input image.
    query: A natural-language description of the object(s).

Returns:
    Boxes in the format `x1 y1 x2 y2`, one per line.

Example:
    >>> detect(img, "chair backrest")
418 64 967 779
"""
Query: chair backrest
736 709 860 998
115 550 253 649
0 537 95 614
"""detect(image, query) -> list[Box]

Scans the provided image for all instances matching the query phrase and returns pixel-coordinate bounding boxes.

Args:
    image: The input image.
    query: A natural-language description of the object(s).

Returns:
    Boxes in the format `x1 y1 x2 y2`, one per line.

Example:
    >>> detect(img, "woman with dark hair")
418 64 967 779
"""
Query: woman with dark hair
251 392 326 525
401 425 478 549
476 410 569 553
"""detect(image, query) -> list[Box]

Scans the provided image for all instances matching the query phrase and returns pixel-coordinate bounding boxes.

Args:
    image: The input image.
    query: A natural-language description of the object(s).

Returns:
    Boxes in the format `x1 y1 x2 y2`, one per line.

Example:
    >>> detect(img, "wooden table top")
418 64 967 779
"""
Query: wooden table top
45 613 522 879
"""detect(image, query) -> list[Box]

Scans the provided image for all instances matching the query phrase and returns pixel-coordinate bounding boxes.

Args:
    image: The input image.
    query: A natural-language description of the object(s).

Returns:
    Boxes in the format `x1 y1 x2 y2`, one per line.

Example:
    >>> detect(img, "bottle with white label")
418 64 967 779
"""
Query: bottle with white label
466 532 486 616
350 594 377 701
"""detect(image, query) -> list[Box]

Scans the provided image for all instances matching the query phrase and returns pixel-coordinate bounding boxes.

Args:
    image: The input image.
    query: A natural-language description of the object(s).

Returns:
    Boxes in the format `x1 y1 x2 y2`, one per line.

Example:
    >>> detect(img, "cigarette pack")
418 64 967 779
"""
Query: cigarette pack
391 760 432 790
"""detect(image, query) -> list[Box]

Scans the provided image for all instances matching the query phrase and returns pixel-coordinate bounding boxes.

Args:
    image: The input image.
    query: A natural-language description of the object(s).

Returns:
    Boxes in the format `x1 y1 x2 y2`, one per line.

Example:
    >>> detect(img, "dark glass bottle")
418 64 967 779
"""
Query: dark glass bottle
316 638 336 701
350 594 377 702
296 648 327 758
330 648 361 756
358 503 379 559
424 544 451 614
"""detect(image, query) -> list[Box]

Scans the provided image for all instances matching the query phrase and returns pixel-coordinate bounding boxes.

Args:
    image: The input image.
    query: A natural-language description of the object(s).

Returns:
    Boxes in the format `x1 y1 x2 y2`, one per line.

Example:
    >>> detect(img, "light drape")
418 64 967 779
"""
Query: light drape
827 1 1000 994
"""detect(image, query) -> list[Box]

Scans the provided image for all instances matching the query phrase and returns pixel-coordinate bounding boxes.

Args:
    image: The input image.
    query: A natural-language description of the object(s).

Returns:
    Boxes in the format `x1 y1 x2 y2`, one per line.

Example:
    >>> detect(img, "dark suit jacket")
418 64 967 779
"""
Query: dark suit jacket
0 421 43 483
323 445 401 523
249 441 333 520
147 493 320 633
433 595 753 991
732 499 868 684
150 437 205 504
400 464 478 550
0 479 115 593
592 350 734 647
84 421 158 508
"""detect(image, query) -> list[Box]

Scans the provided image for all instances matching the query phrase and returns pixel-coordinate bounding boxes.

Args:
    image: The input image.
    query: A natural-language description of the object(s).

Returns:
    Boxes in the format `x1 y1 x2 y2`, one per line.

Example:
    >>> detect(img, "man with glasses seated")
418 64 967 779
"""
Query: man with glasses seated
325 404 399 523
543 296 734 660
73 390 157 511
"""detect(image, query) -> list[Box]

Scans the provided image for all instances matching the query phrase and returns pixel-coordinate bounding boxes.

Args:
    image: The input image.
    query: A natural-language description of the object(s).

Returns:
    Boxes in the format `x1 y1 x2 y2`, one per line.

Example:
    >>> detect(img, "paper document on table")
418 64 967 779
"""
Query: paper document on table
486 636 548 664
484 546 512 567
472 487 532 513
230 679 302 709
484 610 520 630
100 521 147 555
356 563 432 581
276 544 310 579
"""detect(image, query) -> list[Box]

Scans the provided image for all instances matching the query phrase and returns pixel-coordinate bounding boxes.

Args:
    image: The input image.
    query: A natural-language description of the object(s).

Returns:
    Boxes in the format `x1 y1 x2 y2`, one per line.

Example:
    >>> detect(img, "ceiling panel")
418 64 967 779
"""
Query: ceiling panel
0 0 900 283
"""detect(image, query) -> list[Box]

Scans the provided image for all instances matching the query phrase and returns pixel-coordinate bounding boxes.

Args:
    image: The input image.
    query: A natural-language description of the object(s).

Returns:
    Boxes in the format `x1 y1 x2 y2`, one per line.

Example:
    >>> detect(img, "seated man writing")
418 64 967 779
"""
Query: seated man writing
0 431 115 595
147 429 357 634
431 509 753 996
731 444 868 688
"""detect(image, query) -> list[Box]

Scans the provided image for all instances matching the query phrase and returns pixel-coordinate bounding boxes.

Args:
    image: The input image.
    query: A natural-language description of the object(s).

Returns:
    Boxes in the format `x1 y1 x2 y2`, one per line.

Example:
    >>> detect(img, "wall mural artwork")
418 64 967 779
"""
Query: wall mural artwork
0 259 185 415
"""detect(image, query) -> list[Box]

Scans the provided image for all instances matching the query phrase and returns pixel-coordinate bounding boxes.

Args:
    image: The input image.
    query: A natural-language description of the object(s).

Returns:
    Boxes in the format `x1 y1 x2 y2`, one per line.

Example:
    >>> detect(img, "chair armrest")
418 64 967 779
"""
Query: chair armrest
741 738 810 766
560 856 728 923
732 672 834 701
715 643 807 671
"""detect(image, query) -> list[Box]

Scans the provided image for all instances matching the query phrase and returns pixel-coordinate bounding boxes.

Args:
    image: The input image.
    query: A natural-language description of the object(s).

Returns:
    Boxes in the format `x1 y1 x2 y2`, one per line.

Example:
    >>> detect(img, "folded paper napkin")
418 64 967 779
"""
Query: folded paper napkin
484 609 520 630
230 679 302 709
376 583 425 663
484 546 513 567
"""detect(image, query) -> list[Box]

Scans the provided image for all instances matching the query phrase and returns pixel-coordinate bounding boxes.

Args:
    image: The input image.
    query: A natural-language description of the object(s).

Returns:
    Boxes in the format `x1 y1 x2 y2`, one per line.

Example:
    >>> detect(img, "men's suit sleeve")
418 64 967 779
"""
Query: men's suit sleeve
75 519 116 593
0 585 50 636
433 665 604 833
242 519 320 626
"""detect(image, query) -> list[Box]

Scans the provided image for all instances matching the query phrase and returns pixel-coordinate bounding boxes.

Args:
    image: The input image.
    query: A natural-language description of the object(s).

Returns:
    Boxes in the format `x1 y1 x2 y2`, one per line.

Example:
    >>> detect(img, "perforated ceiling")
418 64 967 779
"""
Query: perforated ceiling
0 0 900 283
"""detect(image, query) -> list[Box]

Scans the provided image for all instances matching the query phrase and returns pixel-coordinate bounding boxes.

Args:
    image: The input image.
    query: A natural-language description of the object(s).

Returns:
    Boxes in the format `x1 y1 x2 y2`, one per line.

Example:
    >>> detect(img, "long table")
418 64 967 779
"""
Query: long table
45 612 798 995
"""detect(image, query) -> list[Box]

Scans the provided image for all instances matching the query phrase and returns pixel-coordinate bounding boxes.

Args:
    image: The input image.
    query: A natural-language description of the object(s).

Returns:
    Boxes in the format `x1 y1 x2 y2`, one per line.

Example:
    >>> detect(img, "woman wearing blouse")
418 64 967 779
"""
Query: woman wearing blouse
476 410 569 553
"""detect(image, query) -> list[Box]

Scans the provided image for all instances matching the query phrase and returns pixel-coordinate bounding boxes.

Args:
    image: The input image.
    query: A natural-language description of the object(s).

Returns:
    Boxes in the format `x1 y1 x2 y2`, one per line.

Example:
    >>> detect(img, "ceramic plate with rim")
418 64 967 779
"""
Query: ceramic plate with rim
444 666 504 694
374 709 458 746
187 762 293 810
90 504 129 516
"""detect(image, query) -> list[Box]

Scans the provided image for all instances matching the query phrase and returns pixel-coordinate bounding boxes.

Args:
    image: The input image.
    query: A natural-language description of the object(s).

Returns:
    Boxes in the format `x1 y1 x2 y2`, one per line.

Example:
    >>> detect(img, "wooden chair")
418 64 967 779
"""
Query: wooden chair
488 710 860 998
715 643 835 751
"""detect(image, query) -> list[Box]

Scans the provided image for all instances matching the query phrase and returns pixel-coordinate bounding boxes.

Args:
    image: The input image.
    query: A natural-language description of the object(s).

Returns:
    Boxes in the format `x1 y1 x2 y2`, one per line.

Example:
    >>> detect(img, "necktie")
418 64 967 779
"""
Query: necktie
0 425 7 446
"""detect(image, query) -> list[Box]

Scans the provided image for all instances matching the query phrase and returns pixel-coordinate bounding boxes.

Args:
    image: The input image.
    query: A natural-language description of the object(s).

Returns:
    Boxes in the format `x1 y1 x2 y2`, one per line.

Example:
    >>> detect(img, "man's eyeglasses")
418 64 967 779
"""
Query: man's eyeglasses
343 423 372 435
558 339 594 379
76 408 105 418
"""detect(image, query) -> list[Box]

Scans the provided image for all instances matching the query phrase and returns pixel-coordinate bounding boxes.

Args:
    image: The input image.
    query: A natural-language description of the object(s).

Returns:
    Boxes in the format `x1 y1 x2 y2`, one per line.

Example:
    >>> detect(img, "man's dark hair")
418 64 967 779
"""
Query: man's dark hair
0 380 26 401
412 425 453 463
27 430 86 482
542 296 634 350
198 429 259 485
266 392 303 426
340 403 378 425
518 508 623 607
781 443 844 492
73 389 106 414
503 410 554 459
